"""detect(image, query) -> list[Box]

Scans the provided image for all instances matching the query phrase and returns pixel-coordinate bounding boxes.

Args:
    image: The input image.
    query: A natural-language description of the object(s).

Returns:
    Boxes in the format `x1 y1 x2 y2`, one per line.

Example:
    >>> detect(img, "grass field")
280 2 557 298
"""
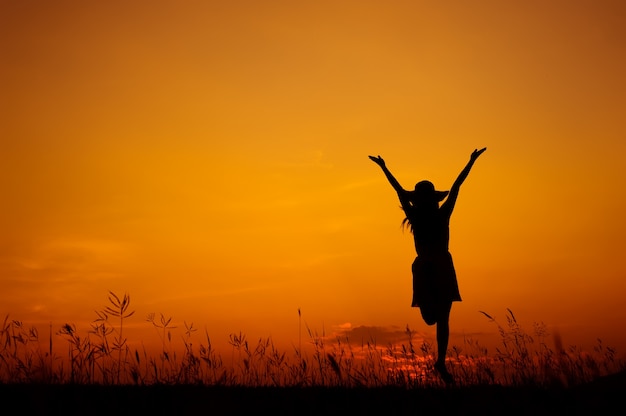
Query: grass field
1 292 624 414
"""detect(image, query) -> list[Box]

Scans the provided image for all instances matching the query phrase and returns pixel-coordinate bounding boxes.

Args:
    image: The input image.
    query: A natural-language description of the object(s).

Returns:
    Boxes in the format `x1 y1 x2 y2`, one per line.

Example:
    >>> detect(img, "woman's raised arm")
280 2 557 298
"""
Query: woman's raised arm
441 147 486 215
369 155 407 195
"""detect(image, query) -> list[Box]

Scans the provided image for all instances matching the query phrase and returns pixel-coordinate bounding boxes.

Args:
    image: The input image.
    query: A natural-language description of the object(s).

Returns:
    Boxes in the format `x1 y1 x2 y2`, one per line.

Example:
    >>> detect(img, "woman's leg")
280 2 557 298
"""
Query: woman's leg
434 302 454 384
435 302 452 364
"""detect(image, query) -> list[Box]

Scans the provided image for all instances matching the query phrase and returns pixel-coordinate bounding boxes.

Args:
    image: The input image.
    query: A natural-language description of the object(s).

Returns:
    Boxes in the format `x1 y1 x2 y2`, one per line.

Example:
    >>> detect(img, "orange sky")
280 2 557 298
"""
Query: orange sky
2 0 626 359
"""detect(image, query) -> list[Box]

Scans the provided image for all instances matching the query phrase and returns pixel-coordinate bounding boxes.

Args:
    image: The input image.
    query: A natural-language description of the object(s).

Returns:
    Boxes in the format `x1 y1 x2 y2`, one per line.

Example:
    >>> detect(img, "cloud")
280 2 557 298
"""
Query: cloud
328 323 427 347
0 237 133 314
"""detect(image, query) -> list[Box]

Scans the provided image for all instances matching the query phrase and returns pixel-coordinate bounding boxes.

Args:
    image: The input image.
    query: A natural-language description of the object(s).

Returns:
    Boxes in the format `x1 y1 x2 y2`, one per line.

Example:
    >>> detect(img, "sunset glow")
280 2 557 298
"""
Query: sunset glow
2 0 625 360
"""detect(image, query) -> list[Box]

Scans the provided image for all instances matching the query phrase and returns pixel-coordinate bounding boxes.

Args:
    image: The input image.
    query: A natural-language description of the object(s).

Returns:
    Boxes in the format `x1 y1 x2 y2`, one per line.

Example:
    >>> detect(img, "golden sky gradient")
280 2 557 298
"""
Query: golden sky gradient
2 0 626 357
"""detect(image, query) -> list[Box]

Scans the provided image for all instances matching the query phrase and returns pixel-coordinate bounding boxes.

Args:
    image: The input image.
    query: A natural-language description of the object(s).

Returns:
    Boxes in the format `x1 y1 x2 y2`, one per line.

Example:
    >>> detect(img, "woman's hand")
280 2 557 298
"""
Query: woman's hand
368 155 385 167
470 147 487 161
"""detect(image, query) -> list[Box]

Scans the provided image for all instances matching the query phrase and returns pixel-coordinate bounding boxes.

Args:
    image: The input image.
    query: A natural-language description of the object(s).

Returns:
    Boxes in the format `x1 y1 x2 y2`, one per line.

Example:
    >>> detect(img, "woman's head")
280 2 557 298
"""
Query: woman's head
402 180 448 231
411 180 448 206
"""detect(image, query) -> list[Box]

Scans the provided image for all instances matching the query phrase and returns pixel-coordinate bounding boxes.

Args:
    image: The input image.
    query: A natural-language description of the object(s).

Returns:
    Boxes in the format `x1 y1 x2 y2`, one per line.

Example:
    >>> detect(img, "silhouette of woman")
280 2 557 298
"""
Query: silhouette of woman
369 148 486 384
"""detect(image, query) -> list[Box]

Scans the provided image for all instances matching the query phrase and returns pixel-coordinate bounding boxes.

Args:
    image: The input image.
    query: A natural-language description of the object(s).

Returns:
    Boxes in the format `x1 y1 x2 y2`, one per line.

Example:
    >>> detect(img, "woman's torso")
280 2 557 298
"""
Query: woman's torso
407 208 450 257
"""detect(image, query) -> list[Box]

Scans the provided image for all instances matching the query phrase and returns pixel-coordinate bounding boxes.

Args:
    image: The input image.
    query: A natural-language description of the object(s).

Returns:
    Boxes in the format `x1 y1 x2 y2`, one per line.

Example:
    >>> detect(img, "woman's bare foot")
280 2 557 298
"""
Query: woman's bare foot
434 361 454 385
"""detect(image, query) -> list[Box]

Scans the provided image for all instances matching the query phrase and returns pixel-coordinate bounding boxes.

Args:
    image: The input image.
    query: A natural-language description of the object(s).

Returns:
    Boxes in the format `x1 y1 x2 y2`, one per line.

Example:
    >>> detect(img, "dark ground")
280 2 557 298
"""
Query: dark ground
2 371 625 415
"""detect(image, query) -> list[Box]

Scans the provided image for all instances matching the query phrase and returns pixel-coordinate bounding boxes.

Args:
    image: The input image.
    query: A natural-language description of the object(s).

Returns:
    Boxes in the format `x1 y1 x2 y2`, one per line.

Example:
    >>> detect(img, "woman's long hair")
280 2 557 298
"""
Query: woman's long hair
401 199 439 233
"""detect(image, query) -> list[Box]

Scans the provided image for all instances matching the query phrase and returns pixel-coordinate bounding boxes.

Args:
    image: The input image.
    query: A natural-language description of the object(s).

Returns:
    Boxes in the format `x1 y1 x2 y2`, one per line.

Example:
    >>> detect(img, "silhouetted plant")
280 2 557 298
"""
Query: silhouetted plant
94 291 135 384
146 312 177 381
0 316 56 383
